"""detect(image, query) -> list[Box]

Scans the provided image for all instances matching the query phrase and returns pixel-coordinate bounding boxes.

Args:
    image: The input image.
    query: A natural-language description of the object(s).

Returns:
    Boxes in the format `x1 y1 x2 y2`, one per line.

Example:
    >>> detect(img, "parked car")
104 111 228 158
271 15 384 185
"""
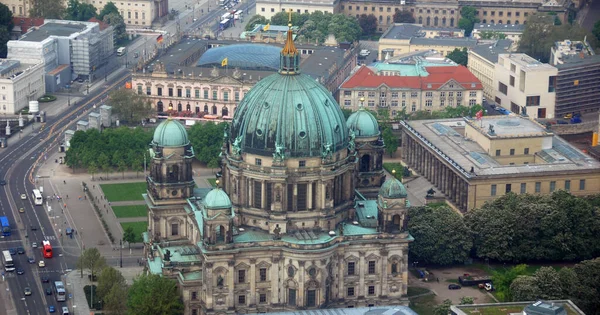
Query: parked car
24 287 32 296
448 284 461 290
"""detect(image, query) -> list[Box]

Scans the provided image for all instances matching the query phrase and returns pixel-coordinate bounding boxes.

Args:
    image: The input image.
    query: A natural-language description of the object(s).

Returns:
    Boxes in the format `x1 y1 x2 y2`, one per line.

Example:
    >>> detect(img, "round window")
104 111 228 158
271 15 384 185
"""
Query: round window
256 129 263 136
308 268 316 277
299 131 307 138
264 101 270 108
296 103 303 110
171 190 178 196
334 125 340 132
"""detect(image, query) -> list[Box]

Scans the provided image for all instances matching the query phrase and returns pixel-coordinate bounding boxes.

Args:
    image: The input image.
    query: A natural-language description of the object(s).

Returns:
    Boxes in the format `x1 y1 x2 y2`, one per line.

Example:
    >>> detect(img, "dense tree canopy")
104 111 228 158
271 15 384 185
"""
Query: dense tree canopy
381 126 397 157
519 13 598 63
97 266 126 301
593 20 600 42
446 47 468 66
0 3 13 58
408 104 484 121
77 248 107 280
408 206 472 265
188 122 228 167
358 14 377 36
269 11 362 43
393 10 415 23
109 88 155 124
98 1 119 20
30 0 65 18
127 274 184 315
465 192 600 262
458 6 479 36
65 127 153 172
65 0 98 21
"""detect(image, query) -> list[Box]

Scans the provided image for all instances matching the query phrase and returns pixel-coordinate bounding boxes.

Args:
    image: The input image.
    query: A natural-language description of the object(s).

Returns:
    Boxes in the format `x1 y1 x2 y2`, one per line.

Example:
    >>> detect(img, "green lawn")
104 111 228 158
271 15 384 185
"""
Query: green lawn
112 205 148 218
207 178 217 187
383 162 403 180
406 286 430 297
120 221 148 243
409 294 436 315
100 182 147 202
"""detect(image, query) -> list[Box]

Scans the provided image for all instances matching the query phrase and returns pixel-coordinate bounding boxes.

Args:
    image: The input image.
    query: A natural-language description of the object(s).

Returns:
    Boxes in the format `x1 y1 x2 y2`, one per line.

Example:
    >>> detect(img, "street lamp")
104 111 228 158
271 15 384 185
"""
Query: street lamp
120 239 123 268
67 85 71 107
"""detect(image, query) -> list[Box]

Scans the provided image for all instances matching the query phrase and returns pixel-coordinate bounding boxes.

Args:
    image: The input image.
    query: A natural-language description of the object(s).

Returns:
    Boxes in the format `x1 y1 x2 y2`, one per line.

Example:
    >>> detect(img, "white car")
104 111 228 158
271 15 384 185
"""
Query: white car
32 242 38 248
38 260 45 268
20 194 27 200
359 49 371 57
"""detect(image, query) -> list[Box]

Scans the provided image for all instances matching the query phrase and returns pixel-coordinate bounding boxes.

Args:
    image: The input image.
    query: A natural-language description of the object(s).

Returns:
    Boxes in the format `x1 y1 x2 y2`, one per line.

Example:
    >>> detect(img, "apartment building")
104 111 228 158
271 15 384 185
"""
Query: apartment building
0 59 46 114
494 53 558 119
84 0 169 27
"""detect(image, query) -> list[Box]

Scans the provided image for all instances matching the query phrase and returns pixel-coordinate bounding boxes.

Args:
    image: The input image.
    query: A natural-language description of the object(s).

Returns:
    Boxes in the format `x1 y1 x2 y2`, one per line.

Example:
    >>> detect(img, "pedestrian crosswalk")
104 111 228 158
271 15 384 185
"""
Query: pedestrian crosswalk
44 235 56 241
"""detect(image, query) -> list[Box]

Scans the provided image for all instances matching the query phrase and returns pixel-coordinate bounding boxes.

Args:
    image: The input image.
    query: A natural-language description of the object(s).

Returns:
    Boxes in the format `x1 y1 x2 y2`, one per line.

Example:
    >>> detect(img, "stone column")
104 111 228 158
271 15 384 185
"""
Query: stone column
298 261 305 307
358 251 366 297
337 254 344 300
248 178 253 208
380 249 388 296
261 181 266 210
307 182 313 210
227 260 235 308
250 259 257 305
271 257 280 304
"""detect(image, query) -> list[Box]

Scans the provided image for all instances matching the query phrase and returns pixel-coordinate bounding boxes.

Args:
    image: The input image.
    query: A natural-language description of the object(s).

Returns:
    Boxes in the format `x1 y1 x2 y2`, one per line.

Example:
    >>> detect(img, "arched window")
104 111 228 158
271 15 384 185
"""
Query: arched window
442 17 446 26
450 17 454 26
177 103 182 112
426 16 431 25
186 103 191 111
222 106 229 117
157 101 164 113
360 155 371 172
379 15 383 22
490 20 495 23
418 16 423 24
434 16 438 26
212 105 217 115
204 105 209 113
498 20 502 24
216 225 226 243
483 19 487 23
515 20 519 25
507 20 511 24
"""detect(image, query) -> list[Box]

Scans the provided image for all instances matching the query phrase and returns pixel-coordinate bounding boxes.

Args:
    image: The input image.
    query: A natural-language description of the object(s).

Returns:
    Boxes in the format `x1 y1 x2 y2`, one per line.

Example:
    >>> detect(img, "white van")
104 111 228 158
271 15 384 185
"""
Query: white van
62 306 70 315
116 47 126 56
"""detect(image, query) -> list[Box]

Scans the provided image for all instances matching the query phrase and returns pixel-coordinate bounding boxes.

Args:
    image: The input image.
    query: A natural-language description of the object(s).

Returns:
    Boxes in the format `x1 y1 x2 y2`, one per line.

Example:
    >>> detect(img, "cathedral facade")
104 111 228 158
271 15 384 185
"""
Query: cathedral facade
143 23 412 315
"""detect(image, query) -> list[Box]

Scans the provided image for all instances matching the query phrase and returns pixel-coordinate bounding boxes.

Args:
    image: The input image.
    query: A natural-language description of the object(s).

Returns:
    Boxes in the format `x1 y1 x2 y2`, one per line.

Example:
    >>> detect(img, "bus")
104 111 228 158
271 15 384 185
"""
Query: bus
117 47 126 56
219 19 232 30
32 189 43 205
2 250 15 272
0 216 9 236
54 281 66 302
42 240 53 258
221 12 232 21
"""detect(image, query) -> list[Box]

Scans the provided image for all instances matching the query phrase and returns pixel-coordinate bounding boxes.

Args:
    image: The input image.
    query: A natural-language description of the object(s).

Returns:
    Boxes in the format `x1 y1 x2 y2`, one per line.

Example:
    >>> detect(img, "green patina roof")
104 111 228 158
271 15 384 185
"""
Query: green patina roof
355 200 378 227
182 271 203 281
204 188 232 209
346 108 380 138
153 119 189 147
148 258 163 275
371 59 456 77
379 178 408 199
230 73 348 158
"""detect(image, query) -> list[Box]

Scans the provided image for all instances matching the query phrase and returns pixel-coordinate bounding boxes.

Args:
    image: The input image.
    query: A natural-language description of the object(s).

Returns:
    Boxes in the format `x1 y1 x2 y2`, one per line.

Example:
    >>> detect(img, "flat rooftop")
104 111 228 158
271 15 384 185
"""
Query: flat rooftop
469 39 513 63
451 300 585 315
382 24 463 40
19 22 88 42
474 23 525 32
500 53 557 71
402 116 600 178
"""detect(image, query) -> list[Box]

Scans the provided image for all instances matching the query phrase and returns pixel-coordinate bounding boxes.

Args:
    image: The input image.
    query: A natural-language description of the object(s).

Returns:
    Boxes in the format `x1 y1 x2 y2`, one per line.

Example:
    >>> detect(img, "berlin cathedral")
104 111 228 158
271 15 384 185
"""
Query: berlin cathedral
143 23 413 315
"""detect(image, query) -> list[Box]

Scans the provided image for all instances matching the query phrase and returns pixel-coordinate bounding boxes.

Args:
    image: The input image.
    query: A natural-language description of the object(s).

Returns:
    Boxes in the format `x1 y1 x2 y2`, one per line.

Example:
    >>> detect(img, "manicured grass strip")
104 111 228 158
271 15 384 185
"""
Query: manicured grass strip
207 178 217 187
100 182 147 202
112 205 148 218
383 162 403 180
120 221 148 243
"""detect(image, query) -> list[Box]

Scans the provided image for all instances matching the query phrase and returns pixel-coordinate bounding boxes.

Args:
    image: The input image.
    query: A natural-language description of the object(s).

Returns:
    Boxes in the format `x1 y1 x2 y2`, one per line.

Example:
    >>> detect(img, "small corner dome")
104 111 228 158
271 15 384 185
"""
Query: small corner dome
204 188 232 209
379 177 407 199
153 119 189 147
346 109 380 138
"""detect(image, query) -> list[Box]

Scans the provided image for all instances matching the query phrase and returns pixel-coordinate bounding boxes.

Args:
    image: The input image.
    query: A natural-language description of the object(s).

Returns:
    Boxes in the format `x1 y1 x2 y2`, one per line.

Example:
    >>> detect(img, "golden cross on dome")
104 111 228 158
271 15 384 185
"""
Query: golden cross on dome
288 8 293 25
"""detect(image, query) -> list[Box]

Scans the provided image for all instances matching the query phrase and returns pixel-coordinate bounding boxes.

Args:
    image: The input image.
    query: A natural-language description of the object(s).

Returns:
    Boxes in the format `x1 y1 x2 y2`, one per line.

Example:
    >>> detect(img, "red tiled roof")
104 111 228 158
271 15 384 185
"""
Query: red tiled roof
12 17 44 34
341 64 482 90
88 17 110 31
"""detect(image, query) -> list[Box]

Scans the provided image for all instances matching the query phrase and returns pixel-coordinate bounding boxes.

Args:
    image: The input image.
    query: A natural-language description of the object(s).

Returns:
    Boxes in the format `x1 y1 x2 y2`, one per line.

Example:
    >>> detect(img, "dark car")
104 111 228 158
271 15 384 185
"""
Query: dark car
0 179 6 185
46 287 53 295
8 248 16 255
16 247 25 254
28 257 35 264
17 268 24 275
30 225 37 231
41 276 49 283
448 284 461 290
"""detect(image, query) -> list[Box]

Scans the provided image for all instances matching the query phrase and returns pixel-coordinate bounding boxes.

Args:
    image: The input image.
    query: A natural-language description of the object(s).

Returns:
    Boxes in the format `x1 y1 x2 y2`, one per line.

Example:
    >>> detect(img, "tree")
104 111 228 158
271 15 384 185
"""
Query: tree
408 206 472 265
117 160 127 179
108 88 155 124
270 11 310 27
30 0 65 18
509 275 540 301
0 3 13 59
446 47 468 66
381 126 397 157
104 12 127 43
188 122 228 166
77 248 107 281
88 161 98 180
65 0 97 21
127 274 184 315
571 258 600 314
533 267 563 300
458 6 479 36
393 10 415 23
98 152 110 178
593 20 600 42
98 1 119 20
433 299 452 315
491 264 529 301
97 266 126 300
104 284 128 315
460 296 474 305
123 226 136 249
358 14 377 37
0 26 9 59
245 14 268 31
518 14 555 62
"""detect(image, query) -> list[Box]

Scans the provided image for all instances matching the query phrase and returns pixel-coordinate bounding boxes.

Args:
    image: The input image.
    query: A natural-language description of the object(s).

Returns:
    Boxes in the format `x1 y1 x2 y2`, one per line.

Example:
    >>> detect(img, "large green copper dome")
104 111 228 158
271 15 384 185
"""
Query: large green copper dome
153 119 189 147
346 108 380 138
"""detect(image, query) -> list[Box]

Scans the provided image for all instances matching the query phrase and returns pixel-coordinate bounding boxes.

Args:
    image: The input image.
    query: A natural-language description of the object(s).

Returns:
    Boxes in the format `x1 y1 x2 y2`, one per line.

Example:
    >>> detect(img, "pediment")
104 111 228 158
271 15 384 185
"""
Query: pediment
366 253 380 261
211 75 242 85
257 261 272 268
235 262 250 270
344 254 359 262
437 79 464 90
